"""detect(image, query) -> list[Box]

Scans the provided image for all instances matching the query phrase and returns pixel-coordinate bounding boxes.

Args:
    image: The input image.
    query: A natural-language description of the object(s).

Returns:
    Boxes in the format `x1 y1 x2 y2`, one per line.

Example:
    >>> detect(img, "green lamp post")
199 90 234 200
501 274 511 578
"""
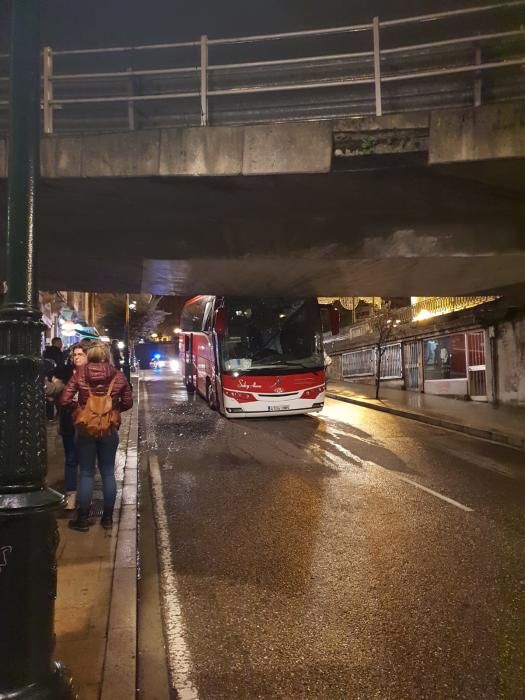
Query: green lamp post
0 1 75 697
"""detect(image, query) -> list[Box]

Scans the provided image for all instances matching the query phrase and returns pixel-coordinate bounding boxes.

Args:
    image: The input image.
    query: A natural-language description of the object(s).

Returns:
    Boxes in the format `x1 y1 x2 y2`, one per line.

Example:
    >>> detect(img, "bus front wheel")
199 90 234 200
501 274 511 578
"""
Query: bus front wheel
206 379 217 411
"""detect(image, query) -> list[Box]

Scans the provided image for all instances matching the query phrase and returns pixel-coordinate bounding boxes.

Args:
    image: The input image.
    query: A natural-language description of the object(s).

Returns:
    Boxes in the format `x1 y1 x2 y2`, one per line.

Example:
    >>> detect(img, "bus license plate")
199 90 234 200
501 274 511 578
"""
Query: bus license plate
268 405 290 412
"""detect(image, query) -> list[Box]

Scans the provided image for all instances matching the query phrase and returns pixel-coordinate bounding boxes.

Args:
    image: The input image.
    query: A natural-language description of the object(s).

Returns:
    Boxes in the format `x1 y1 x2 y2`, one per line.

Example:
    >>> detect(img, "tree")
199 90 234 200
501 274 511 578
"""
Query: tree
96 294 168 343
370 305 401 400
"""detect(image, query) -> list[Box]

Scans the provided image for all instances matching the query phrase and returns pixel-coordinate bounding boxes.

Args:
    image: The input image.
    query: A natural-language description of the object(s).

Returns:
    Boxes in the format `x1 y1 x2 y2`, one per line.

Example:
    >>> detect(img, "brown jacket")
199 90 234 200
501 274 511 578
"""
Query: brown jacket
60 363 133 416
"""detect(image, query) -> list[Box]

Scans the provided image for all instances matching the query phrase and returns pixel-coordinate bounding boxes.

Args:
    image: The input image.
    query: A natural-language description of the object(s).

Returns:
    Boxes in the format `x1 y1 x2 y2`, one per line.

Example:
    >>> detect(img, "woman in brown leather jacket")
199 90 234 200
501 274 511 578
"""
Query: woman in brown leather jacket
60 342 133 531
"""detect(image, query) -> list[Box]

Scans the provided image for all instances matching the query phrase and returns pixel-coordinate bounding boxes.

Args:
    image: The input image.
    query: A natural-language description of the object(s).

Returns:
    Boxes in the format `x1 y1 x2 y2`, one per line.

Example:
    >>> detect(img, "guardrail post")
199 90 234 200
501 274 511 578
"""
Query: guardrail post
474 45 482 107
126 67 136 130
42 45 53 134
372 17 383 117
200 34 209 126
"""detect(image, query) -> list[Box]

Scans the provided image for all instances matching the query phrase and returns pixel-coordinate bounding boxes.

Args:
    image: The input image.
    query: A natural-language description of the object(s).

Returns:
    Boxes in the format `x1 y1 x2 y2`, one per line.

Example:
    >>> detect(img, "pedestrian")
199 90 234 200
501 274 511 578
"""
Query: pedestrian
110 339 123 370
54 341 90 510
44 336 65 370
60 342 133 532
43 337 65 418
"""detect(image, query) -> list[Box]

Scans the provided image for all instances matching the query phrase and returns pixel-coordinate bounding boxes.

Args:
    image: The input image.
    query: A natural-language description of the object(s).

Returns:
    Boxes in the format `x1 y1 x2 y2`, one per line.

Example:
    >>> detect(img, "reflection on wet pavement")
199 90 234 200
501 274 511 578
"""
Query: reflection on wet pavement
142 369 525 700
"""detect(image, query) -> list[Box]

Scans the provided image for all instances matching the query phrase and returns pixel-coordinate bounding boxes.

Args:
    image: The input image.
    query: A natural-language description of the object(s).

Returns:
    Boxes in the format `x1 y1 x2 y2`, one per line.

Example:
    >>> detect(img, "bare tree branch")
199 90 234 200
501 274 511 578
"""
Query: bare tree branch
370 304 401 399
97 294 168 343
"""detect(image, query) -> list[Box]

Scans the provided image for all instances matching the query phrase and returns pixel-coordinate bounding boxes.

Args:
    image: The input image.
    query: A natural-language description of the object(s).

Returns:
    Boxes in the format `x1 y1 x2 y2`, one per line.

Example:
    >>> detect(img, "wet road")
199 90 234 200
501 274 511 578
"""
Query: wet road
141 369 525 700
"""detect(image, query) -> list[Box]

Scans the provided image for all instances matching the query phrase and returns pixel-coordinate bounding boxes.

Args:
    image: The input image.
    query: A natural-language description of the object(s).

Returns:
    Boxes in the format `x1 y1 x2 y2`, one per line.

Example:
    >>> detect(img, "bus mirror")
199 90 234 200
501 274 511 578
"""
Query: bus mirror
214 307 227 336
329 306 340 336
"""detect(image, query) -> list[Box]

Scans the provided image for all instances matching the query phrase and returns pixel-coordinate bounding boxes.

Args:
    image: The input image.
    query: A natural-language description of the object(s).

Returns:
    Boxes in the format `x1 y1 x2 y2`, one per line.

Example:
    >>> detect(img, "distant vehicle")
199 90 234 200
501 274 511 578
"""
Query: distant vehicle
135 341 177 370
179 296 339 418
149 353 167 370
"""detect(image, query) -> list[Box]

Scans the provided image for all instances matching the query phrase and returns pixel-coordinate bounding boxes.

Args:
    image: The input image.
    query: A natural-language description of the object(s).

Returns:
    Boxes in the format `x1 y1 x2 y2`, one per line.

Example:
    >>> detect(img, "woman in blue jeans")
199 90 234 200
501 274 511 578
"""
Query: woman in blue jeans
60 342 133 532
54 342 90 509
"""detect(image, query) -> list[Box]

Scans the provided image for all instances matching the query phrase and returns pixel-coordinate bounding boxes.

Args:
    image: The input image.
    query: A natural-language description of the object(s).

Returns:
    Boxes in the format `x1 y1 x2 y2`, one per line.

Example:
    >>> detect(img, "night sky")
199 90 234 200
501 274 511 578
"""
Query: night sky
0 0 483 51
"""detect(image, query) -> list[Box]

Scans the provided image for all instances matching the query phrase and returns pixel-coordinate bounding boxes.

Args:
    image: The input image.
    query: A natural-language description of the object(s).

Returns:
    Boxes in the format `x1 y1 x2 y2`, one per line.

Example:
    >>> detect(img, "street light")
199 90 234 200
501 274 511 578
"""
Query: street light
0 2 75 697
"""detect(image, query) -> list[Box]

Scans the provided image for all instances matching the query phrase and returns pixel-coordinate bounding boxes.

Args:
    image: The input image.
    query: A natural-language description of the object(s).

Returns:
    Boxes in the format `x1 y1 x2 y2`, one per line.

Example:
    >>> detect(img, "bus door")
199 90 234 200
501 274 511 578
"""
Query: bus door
184 334 195 390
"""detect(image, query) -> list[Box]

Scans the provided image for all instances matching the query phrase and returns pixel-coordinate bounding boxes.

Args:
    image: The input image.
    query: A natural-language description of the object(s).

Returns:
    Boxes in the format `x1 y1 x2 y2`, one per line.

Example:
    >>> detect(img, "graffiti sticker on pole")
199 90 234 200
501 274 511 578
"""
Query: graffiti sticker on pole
0 546 13 573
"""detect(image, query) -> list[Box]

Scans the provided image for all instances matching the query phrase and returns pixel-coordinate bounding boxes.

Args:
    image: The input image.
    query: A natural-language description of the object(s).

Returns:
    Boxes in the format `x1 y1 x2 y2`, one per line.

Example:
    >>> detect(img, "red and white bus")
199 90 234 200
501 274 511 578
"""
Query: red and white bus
180 296 339 418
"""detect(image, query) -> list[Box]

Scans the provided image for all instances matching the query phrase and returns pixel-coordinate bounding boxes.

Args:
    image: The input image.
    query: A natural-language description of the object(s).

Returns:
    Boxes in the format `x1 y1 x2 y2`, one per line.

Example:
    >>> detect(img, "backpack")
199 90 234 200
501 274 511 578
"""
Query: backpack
74 377 119 438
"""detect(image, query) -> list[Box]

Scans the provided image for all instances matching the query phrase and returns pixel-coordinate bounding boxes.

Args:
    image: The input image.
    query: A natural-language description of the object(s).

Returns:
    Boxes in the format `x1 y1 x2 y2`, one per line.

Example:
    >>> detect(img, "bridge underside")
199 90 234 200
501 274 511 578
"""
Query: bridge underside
1 164 524 297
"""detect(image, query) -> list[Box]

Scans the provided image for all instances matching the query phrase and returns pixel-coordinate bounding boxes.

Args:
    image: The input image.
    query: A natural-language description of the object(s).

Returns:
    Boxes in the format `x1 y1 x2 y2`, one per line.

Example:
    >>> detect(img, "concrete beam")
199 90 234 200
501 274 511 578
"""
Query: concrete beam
333 112 430 132
159 127 243 176
333 113 430 160
1 106 525 176
81 130 161 177
0 121 333 180
41 136 82 178
140 255 525 298
1 167 523 296
242 122 332 175
429 103 525 164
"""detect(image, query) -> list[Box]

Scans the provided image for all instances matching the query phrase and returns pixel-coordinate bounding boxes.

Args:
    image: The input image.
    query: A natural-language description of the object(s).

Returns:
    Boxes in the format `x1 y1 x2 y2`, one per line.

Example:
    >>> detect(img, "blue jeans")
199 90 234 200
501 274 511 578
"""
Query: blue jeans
62 431 78 492
76 430 119 513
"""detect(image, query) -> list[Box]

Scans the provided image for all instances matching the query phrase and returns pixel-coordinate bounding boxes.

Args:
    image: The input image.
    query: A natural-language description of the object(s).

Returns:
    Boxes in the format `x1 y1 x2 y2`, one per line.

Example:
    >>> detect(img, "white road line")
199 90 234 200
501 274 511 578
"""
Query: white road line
150 454 201 700
394 474 474 512
320 421 474 513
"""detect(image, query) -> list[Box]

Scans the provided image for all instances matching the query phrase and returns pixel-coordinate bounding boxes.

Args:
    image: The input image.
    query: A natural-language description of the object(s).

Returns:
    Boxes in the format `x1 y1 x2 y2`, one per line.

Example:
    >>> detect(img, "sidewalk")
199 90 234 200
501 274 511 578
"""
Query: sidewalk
327 380 525 450
47 381 139 700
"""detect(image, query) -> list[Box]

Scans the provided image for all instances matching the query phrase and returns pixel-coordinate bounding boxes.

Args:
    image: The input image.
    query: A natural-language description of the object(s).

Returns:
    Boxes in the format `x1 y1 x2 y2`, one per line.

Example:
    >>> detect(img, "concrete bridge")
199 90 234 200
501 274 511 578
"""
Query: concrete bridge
1 102 525 297
1 1 524 297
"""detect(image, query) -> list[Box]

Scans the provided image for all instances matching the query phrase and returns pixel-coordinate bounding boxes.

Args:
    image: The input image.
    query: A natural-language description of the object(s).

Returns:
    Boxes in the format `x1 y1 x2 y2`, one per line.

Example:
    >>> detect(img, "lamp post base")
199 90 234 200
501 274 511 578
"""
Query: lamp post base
0 663 76 700
0 494 77 700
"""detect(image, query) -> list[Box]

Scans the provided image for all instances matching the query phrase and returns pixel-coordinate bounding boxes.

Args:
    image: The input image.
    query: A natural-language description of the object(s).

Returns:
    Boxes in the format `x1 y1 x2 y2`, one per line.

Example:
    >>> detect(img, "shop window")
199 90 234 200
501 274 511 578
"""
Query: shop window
424 334 466 380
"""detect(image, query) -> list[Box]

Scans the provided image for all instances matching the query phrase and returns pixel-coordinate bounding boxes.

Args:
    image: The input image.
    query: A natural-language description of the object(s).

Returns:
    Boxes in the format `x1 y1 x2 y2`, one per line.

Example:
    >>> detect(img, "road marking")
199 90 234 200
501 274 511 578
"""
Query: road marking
394 474 474 512
150 454 200 700
320 420 474 513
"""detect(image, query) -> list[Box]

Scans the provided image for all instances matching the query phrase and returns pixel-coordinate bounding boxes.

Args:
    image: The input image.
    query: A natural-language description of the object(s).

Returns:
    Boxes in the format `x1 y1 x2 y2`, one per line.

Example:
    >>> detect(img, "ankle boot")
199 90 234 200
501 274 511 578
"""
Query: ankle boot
100 509 114 529
69 509 90 532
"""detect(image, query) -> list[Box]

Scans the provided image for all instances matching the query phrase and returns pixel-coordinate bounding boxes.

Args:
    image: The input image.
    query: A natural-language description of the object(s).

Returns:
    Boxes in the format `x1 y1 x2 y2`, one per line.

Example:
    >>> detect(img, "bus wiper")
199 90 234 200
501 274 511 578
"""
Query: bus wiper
282 360 318 370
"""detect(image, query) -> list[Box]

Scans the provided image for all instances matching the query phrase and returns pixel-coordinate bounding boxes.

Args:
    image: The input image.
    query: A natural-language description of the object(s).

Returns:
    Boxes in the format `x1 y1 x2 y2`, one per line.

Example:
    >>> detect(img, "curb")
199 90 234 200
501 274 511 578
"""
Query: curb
326 392 525 451
136 381 171 699
100 379 139 700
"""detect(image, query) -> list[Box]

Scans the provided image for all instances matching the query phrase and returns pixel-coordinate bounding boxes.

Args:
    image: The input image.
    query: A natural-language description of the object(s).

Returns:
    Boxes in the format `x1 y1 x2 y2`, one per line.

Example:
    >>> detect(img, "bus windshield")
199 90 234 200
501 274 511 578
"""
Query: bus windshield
221 298 323 374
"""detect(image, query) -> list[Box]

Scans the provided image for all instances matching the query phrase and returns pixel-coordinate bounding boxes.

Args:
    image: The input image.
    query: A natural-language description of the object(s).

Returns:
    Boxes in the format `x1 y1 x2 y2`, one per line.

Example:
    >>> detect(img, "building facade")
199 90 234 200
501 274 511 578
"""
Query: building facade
1 288 99 348
324 298 525 406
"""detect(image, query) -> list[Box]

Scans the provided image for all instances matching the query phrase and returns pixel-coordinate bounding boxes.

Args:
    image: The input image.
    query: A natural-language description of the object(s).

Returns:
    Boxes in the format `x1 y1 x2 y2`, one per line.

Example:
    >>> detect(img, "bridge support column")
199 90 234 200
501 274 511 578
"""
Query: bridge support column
0 2 75 698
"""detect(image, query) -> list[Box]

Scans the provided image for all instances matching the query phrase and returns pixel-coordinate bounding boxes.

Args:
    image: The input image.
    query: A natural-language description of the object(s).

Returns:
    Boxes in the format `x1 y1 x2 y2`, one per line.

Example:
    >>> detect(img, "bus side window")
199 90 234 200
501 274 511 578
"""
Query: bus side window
185 335 191 352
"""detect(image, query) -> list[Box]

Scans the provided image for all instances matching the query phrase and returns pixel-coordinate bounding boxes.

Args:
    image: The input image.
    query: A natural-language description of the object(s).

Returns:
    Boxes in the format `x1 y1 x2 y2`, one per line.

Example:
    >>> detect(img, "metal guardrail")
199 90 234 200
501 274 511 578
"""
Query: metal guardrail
341 343 403 379
0 1 524 133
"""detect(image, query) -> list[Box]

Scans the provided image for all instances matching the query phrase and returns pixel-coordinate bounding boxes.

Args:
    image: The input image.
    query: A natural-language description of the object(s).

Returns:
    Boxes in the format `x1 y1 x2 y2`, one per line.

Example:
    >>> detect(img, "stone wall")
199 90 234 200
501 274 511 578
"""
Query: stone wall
495 313 525 405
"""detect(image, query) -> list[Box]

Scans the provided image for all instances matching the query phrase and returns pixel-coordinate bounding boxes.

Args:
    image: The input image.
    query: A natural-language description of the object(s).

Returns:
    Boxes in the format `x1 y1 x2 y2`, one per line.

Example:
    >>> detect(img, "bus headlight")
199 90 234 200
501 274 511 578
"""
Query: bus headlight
223 389 256 403
300 386 324 400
